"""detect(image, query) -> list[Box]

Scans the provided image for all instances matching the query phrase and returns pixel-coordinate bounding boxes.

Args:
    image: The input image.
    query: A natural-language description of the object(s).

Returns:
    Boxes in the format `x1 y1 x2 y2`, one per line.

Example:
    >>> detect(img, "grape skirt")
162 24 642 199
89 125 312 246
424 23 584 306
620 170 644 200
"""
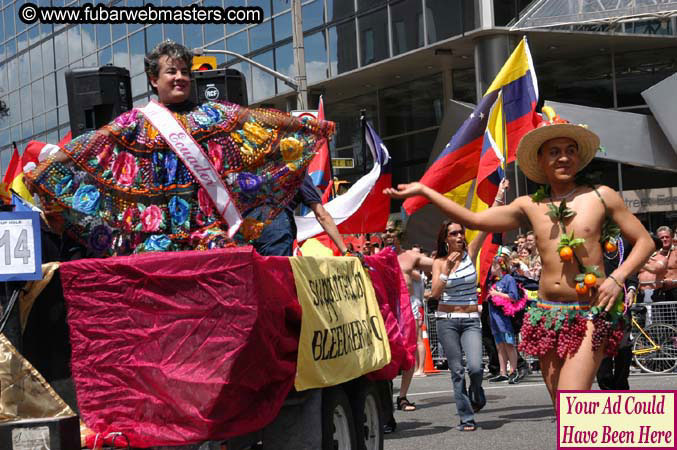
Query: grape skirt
518 299 626 359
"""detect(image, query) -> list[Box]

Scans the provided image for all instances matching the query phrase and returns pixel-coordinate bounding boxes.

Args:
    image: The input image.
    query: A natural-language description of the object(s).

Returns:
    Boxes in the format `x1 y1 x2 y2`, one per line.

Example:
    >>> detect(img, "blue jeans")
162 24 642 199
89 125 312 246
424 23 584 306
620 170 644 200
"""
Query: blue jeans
436 316 485 425
251 208 295 257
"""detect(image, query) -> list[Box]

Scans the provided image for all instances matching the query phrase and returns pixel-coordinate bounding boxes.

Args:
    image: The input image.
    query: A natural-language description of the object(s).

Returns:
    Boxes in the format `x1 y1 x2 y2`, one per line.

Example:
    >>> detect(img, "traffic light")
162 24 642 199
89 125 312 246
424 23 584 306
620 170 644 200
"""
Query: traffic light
192 56 217 71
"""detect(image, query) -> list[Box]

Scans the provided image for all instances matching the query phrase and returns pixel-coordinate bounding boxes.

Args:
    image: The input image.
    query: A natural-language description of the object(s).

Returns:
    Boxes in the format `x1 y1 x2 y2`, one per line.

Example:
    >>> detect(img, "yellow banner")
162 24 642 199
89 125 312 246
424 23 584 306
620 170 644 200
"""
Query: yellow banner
290 256 391 391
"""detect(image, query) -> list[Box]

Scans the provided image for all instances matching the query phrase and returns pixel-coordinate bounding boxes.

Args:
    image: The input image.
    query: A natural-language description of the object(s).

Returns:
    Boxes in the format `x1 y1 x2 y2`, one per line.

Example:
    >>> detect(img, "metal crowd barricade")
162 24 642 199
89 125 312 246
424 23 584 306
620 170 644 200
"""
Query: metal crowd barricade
643 300 677 328
424 299 446 366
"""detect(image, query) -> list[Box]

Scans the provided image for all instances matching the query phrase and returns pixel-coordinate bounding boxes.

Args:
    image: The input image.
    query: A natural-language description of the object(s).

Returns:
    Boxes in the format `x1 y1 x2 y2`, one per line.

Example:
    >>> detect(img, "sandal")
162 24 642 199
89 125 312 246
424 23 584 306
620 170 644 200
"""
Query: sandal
396 396 416 411
457 423 477 432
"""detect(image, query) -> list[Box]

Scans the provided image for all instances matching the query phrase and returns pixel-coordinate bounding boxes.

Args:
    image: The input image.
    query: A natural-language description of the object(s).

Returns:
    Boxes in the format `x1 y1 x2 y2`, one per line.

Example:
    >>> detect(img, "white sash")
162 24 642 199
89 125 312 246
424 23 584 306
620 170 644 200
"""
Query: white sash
139 100 242 238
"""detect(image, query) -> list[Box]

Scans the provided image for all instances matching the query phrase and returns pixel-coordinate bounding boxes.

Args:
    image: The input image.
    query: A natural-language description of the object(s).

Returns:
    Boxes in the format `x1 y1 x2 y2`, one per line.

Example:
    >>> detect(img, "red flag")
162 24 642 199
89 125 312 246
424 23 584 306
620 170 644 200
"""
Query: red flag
22 131 72 170
478 235 500 304
1 147 21 201
307 96 332 193
321 179 333 204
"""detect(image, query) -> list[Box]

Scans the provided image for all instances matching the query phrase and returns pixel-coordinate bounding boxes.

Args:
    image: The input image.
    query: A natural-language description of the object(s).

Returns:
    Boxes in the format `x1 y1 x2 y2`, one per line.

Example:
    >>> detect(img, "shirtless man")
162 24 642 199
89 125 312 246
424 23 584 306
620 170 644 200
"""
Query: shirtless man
656 227 677 303
385 115 653 403
638 227 670 306
383 220 433 411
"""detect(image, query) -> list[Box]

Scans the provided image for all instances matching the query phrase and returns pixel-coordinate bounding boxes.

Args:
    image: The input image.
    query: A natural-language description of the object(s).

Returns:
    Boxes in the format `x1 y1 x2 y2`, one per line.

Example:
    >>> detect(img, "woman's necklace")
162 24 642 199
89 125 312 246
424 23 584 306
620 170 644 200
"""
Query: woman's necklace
550 186 578 201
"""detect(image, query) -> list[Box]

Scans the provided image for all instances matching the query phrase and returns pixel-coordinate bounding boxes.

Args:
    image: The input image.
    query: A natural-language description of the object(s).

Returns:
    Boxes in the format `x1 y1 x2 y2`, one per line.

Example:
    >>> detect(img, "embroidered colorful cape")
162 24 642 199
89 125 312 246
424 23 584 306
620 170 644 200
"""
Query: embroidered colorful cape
27 101 334 255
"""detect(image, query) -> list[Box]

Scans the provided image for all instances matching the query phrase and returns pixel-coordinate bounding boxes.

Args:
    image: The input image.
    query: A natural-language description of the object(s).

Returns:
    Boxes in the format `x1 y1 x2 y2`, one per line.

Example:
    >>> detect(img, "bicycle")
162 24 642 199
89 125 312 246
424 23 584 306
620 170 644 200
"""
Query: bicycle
630 297 677 373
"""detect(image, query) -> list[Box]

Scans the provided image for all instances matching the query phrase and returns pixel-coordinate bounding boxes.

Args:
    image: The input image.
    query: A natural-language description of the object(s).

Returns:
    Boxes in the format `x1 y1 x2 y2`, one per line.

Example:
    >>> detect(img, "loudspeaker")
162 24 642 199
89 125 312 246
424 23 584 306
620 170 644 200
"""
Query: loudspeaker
65 65 132 138
190 68 248 106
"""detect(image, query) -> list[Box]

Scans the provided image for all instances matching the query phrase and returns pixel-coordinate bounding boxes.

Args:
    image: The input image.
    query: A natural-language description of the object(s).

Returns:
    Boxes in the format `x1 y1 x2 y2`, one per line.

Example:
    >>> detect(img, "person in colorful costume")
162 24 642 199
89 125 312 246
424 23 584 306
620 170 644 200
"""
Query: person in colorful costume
384 108 654 403
26 41 334 256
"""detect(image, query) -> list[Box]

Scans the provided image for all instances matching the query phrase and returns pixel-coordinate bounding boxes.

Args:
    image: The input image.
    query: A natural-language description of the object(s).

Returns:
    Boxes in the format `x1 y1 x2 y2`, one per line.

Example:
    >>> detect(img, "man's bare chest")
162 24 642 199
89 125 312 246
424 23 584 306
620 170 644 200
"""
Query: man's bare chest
524 194 607 243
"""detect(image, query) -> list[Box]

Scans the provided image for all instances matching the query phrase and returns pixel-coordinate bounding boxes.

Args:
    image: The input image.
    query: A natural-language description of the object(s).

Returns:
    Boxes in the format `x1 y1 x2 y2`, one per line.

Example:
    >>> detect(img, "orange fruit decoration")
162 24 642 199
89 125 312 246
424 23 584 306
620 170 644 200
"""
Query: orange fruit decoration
605 240 617 253
584 273 597 287
559 246 573 262
575 282 589 295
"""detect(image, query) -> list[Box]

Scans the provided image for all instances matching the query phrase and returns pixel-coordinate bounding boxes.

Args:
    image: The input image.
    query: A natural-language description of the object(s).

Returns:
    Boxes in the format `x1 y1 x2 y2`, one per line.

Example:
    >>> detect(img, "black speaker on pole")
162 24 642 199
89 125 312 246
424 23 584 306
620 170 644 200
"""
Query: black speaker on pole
65 65 132 138
190 68 248 106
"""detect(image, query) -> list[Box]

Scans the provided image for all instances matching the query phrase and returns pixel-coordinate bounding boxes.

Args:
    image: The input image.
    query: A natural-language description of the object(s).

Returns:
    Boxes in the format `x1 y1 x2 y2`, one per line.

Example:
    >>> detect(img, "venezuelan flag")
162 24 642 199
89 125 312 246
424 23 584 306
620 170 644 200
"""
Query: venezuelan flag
476 91 507 205
402 37 539 216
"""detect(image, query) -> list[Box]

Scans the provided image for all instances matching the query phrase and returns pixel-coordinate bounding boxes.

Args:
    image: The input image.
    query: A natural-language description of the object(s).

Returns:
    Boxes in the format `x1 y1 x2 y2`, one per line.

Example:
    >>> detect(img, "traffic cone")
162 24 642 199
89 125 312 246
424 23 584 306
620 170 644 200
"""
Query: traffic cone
422 320 439 374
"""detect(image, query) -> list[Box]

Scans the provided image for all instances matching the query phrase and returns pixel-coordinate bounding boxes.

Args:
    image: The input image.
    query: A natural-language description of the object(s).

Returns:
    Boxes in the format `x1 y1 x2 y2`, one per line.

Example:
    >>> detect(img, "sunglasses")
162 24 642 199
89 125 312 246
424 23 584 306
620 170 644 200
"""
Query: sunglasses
447 230 463 236
385 228 397 233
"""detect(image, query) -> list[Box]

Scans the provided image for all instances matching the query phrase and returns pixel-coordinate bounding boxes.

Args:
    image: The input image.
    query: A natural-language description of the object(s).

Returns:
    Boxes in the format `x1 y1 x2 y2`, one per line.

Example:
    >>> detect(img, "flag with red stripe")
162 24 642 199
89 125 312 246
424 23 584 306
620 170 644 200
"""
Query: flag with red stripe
403 37 539 216
295 121 391 240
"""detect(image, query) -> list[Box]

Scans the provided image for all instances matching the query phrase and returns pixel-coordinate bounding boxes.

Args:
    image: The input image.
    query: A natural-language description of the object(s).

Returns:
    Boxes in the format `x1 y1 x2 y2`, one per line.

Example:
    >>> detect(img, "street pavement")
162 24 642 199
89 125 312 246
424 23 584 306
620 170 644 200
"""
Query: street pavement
386 369 677 450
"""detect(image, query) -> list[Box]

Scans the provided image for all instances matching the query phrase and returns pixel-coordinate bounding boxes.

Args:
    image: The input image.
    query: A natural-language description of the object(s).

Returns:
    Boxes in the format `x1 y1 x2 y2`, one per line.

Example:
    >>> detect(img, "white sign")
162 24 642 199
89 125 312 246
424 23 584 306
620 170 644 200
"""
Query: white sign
12 426 50 450
0 212 42 281
622 187 677 214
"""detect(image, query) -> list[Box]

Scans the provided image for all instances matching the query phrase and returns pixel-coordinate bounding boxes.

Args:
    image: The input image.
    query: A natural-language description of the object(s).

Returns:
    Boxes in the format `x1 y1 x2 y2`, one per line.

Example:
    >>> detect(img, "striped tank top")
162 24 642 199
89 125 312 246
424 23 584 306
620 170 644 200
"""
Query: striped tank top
440 252 478 306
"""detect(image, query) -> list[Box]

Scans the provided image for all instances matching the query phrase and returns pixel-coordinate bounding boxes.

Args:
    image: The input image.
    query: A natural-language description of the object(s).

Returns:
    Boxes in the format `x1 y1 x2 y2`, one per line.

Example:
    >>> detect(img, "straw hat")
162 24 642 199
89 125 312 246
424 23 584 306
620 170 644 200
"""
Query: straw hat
516 108 600 184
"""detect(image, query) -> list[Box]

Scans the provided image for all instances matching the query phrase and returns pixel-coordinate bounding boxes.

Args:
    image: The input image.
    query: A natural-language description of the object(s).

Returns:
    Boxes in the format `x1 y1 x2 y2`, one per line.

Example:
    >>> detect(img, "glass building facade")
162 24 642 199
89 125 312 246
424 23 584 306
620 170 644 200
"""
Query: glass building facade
0 0 478 170
1 0 676 227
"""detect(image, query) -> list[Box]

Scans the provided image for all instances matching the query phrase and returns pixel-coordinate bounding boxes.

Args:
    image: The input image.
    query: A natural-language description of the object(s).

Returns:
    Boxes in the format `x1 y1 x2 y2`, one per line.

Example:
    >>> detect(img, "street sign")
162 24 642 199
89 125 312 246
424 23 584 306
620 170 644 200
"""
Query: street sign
332 158 354 169
0 211 42 281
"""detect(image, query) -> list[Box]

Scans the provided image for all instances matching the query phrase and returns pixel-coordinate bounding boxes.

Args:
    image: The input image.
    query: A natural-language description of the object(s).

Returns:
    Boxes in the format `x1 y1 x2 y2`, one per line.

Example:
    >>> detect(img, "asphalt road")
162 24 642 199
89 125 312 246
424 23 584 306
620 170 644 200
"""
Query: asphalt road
386 369 677 450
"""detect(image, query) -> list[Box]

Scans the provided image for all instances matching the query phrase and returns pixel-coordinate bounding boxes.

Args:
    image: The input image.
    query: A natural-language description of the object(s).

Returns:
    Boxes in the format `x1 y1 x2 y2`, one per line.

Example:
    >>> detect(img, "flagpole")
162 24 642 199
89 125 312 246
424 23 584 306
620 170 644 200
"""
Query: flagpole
500 89 508 203
360 109 367 176
321 95 336 198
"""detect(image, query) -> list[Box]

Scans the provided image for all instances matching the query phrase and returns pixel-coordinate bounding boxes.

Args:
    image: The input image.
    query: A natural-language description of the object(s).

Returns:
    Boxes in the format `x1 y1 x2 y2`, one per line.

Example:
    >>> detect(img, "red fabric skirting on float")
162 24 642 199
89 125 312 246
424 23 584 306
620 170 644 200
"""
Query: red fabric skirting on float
60 247 412 447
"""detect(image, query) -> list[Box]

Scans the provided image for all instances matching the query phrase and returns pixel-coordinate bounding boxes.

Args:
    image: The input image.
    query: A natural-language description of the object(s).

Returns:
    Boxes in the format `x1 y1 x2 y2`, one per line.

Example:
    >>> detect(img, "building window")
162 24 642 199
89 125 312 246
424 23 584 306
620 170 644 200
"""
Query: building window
272 0 291 14
425 0 469 43
274 42 295 94
535 54 614 108
391 0 423 56
452 67 476 103
250 21 273 51
129 31 145 76
302 0 324 32
327 0 355 23
359 8 388 66
357 0 386 12
112 23 127 43
248 0 271 18
252 51 275 102
305 31 329 85
329 21 358 75
82 24 96 56
493 0 532 27
274 12 292 42
614 47 677 108
184 24 204 52
381 74 443 136
30 46 43 81
204 22 225 47
226 31 248 62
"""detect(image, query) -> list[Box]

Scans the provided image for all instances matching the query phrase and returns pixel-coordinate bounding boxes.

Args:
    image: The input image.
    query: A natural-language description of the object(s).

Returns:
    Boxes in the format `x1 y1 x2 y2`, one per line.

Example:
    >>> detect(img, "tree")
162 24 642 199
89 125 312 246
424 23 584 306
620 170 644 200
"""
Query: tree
0 98 8 118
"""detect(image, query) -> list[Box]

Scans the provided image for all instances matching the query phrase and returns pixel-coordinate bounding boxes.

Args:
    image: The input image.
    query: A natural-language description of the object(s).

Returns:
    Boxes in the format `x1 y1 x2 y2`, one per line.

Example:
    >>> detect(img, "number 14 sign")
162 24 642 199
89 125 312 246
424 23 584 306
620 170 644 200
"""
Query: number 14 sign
0 211 42 281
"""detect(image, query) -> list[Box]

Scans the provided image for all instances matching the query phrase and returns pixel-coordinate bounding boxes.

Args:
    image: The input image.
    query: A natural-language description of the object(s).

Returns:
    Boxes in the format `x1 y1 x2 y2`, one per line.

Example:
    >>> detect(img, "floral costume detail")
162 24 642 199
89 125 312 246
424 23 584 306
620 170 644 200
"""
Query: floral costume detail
26 101 335 255
518 299 626 359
